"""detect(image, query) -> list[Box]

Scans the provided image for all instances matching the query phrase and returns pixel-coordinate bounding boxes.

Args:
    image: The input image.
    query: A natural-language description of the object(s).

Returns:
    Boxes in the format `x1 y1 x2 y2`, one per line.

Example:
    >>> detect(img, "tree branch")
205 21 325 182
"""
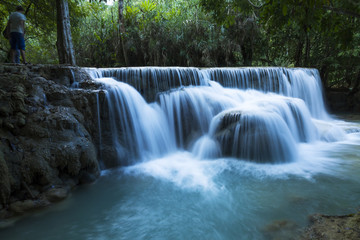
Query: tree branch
322 5 360 19
25 1 33 15
247 0 264 9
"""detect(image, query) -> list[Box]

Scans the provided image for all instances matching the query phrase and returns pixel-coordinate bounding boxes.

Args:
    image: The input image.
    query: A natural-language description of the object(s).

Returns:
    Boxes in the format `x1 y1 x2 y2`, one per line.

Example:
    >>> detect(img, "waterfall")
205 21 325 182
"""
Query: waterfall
85 67 208 102
69 68 80 88
95 77 175 166
203 67 292 94
203 67 328 119
86 67 344 166
96 92 103 167
288 69 328 119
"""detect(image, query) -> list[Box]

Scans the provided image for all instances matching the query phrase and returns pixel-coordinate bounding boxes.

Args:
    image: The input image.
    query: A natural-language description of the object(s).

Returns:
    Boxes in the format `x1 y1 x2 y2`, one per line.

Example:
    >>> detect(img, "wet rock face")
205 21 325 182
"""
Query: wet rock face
213 110 296 163
0 64 101 218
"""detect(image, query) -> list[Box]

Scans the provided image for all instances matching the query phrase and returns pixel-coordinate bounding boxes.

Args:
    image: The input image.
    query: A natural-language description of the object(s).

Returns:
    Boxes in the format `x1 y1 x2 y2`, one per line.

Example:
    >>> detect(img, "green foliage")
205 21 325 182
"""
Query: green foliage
72 1 118 67
259 0 360 88
0 0 359 91
0 0 85 64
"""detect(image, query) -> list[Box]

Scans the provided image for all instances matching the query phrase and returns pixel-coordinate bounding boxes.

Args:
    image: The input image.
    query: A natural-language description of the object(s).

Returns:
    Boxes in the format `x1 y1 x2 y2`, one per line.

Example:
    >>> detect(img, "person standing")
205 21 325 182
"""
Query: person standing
9 6 27 64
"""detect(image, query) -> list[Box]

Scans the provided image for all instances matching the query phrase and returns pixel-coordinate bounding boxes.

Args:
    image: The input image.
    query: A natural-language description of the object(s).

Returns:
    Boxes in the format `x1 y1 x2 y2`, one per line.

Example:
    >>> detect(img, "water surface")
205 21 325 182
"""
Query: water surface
1 126 360 240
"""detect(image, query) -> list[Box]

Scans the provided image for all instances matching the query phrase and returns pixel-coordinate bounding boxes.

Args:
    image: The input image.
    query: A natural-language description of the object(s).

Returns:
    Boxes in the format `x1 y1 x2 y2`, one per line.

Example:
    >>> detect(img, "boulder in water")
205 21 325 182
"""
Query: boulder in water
45 187 69 203
213 109 297 163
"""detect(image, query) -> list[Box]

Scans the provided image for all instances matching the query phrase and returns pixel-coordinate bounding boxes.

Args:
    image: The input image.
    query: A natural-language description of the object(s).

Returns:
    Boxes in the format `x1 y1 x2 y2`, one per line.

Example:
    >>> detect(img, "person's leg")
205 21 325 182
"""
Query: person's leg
10 50 16 63
9 32 18 63
19 33 26 64
15 50 20 64
20 50 26 64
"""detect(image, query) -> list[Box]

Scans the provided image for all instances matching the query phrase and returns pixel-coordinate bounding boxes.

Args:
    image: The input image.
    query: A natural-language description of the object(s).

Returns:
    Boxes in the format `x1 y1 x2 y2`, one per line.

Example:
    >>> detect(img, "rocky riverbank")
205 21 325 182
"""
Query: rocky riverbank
301 212 360 239
0 64 102 220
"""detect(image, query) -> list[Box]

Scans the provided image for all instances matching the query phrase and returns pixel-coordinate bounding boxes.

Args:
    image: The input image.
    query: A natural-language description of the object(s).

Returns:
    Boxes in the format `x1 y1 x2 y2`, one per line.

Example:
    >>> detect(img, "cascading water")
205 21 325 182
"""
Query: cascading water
95 77 175 165
204 67 329 119
3 67 360 240
86 67 208 102
88 67 343 165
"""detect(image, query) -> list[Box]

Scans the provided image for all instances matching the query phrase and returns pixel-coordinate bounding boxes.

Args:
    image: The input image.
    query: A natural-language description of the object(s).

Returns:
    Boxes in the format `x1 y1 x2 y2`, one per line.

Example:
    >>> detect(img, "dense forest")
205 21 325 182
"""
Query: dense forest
0 0 359 90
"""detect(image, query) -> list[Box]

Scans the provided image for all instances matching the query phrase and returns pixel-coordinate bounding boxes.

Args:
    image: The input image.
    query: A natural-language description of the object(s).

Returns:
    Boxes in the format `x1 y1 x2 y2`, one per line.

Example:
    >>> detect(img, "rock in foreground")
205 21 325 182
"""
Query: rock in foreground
301 212 360 240
0 64 101 219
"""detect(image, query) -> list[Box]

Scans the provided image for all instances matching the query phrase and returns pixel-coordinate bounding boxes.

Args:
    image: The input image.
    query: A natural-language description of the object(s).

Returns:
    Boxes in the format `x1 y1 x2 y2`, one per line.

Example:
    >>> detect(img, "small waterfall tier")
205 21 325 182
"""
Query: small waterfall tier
85 67 208 102
85 67 343 166
203 68 328 119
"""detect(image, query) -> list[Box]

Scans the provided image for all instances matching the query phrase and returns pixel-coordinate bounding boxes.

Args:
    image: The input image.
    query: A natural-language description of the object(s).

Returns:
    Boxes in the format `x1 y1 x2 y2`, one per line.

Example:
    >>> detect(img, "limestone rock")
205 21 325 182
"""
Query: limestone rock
301 212 360 240
45 187 69 203
0 64 101 219
9 198 50 215
9 200 36 214
0 150 11 206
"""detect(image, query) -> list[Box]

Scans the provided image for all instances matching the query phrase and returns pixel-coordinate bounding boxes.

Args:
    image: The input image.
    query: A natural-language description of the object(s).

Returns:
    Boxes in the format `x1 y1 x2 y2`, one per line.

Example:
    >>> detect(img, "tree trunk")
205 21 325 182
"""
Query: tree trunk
118 0 129 66
241 40 253 66
56 0 76 65
304 31 310 67
294 39 303 67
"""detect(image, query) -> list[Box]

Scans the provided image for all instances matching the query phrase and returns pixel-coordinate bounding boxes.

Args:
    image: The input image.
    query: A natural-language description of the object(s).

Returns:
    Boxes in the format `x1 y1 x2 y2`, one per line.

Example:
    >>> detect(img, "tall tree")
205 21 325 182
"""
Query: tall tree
56 0 76 65
118 0 129 66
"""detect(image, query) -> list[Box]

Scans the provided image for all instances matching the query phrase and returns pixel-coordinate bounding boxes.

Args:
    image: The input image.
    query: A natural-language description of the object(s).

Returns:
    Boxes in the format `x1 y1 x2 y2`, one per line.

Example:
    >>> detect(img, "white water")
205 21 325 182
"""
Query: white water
2 137 360 239
91 67 345 164
1 67 360 240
